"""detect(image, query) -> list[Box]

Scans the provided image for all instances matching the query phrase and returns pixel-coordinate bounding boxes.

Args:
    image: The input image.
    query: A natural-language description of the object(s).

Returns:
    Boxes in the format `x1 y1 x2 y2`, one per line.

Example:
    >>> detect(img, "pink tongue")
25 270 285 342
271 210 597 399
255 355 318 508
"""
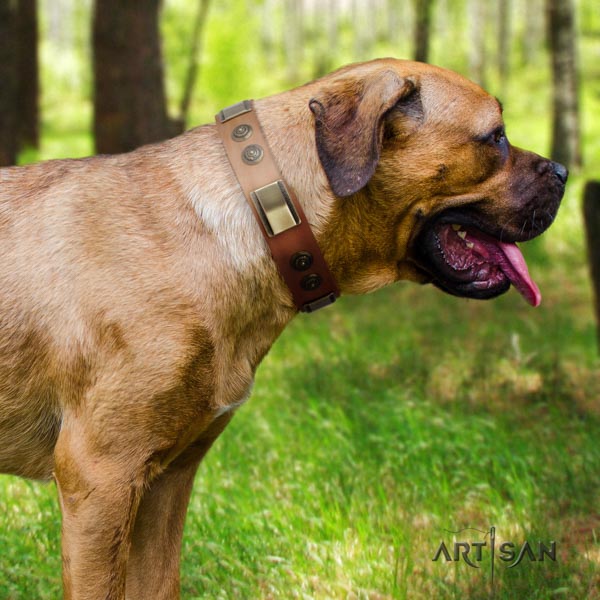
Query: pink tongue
496 241 541 307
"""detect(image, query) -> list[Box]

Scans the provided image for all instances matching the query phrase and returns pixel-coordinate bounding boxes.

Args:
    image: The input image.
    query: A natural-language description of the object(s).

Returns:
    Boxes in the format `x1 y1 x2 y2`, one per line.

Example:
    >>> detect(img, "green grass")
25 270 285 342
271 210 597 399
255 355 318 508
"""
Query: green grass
2 4 600 599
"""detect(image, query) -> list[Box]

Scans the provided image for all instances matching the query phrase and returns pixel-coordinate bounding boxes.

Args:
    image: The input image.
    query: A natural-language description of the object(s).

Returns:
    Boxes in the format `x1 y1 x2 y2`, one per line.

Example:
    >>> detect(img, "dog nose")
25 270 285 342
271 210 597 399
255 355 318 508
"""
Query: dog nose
551 161 568 184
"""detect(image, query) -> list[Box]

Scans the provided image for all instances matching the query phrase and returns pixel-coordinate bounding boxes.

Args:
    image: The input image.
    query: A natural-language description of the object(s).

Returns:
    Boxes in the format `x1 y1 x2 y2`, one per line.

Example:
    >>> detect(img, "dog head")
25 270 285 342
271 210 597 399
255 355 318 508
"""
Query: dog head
310 59 566 305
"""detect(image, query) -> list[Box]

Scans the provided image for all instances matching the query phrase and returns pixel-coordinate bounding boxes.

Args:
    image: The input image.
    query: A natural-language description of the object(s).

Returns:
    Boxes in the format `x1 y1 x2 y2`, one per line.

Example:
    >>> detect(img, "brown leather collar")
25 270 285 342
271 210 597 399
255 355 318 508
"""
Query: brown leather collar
215 100 340 313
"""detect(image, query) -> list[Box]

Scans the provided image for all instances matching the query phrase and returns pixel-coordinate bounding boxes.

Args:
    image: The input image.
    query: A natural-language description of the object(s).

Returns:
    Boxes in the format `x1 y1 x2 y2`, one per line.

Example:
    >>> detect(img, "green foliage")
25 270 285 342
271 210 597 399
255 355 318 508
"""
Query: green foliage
162 0 268 120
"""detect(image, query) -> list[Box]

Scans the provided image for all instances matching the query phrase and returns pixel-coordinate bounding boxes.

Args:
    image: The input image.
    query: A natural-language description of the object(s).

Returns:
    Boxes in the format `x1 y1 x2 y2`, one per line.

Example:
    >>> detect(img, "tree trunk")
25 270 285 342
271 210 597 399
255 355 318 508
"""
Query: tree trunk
313 0 338 78
93 0 173 155
0 0 18 167
522 0 542 65
436 0 451 49
178 0 211 128
352 0 375 60
47 0 71 48
386 0 400 45
17 0 39 149
497 0 510 96
283 0 303 84
413 0 434 63
546 0 582 169
468 0 487 88
261 0 277 69
583 181 600 351
326 0 339 66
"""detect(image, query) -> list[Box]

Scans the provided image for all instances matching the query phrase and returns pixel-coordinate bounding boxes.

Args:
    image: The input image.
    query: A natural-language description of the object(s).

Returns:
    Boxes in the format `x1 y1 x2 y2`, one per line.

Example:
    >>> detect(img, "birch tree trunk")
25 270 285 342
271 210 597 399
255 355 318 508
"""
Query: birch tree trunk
353 0 375 60
497 0 510 96
522 0 542 65
261 0 277 69
468 0 487 88
284 0 303 84
313 0 339 78
386 0 399 45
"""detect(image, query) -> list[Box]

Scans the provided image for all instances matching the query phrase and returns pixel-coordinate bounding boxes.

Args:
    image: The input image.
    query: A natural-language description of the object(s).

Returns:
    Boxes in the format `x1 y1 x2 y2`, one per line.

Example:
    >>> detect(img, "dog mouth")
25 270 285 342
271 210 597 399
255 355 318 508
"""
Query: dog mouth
414 214 541 306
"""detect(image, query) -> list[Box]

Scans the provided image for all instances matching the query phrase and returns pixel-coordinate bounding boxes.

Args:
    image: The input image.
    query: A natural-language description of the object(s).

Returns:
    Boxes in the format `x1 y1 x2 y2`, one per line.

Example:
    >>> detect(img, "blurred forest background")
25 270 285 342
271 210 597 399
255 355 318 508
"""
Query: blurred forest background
1 1 600 599
0 0 596 170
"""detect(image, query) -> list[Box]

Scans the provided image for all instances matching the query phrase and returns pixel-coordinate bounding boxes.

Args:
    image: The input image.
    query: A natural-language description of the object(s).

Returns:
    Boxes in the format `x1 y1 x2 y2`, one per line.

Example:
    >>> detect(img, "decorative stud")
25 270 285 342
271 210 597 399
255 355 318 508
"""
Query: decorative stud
242 144 264 165
232 124 253 142
301 273 322 291
290 251 313 271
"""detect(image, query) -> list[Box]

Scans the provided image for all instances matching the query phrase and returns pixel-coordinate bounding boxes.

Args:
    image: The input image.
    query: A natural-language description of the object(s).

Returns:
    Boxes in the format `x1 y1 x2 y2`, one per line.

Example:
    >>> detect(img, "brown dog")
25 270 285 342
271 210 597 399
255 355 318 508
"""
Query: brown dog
0 59 565 598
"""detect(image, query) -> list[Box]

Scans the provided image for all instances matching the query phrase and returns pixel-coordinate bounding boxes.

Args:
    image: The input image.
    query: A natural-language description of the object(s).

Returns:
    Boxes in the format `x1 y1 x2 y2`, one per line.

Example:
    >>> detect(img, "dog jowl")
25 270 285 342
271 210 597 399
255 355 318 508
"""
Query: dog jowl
0 58 565 599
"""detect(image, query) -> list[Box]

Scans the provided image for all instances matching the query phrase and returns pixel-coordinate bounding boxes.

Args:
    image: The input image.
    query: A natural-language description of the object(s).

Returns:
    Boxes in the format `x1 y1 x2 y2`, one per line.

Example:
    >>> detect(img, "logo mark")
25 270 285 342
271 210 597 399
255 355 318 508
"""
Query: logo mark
432 526 557 591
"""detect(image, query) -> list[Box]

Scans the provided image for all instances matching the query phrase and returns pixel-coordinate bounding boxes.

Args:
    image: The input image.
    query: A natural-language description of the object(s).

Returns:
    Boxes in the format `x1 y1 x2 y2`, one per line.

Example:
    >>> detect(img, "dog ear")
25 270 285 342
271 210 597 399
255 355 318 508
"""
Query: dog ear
309 71 418 197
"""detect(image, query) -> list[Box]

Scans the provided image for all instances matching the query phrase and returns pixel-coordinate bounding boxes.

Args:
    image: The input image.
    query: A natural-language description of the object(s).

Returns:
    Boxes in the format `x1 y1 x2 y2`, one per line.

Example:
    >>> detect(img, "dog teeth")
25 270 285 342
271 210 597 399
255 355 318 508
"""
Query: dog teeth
451 224 468 240
466 242 475 249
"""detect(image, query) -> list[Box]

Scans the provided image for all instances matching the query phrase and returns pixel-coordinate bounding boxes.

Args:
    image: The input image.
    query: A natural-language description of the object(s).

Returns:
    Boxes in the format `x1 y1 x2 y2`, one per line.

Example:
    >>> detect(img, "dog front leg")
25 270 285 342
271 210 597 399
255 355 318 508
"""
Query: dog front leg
125 412 234 600
124 460 197 600
54 419 153 600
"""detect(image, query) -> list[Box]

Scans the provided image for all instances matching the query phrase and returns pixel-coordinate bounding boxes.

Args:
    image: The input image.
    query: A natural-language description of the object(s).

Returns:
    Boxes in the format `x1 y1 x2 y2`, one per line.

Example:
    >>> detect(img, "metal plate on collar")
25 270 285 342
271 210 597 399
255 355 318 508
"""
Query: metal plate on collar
302 292 337 313
251 181 300 237
218 100 252 123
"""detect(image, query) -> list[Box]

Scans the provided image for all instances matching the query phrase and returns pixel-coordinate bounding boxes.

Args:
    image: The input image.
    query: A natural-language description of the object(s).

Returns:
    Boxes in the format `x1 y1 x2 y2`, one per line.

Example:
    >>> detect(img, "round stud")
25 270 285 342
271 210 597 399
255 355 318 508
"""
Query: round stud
290 251 313 271
242 144 264 165
231 124 253 142
301 273 322 291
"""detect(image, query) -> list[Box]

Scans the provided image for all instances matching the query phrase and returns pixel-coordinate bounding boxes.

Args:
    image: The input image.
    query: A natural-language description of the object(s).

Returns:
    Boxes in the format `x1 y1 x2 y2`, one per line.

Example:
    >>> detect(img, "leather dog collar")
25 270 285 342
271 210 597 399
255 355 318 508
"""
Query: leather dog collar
215 100 340 313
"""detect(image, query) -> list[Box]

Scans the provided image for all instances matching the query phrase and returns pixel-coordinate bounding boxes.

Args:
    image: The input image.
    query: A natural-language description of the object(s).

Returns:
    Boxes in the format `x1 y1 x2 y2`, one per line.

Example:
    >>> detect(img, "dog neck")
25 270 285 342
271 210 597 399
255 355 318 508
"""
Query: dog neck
215 101 340 313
